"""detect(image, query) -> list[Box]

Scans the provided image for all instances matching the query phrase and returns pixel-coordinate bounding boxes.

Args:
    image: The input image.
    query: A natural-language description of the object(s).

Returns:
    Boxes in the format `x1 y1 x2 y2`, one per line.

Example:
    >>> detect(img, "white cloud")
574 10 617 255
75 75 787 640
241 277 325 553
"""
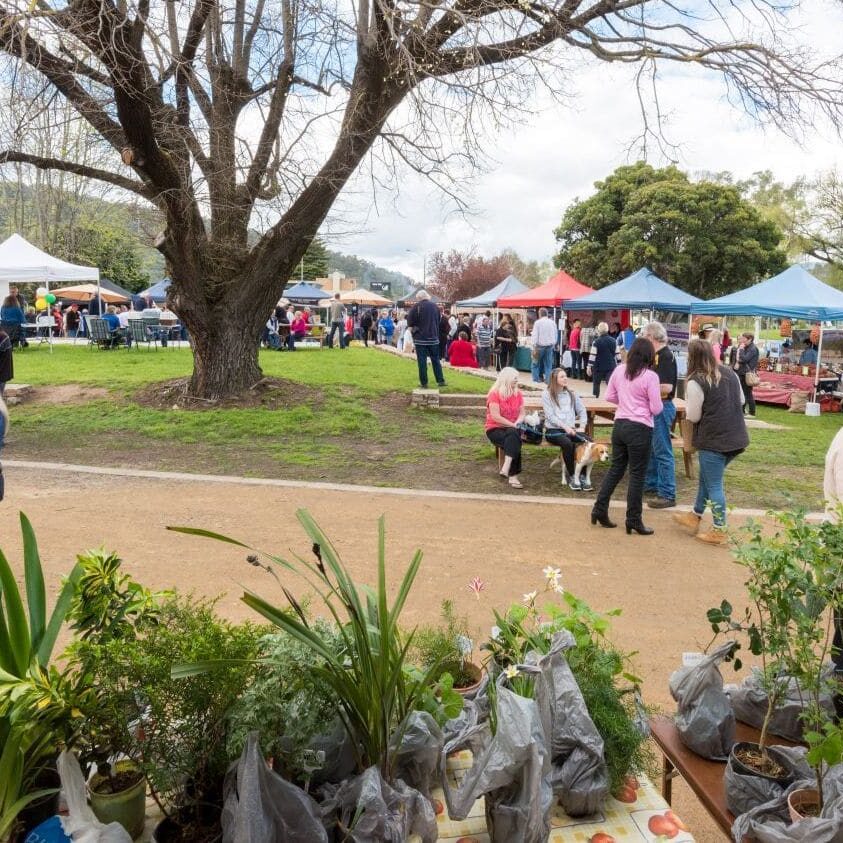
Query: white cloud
328 0 843 282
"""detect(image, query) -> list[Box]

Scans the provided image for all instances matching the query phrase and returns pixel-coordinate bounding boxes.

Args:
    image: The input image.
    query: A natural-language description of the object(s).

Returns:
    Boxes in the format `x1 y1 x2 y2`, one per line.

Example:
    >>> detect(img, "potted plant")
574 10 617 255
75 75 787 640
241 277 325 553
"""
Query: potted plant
481 569 652 795
709 509 843 808
62 548 168 839
0 514 82 843
170 511 457 838
411 599 482 694
81 592 264 843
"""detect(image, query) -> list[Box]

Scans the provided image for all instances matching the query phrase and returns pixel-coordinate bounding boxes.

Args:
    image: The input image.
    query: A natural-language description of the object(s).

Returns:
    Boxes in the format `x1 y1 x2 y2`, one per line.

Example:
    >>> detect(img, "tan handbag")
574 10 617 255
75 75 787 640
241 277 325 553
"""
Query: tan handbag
745 371 761 387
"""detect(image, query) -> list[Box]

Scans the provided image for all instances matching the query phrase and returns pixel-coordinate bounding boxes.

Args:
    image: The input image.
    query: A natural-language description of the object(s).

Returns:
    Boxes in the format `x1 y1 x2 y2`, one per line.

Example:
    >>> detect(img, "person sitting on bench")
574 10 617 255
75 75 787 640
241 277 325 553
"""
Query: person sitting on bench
542 367 588 490
485 367 526 490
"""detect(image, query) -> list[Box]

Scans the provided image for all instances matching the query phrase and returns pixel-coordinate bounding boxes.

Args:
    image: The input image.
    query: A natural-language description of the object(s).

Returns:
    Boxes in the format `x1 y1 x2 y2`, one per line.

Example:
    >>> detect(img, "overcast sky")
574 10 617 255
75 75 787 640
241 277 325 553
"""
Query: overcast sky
325 0 843 283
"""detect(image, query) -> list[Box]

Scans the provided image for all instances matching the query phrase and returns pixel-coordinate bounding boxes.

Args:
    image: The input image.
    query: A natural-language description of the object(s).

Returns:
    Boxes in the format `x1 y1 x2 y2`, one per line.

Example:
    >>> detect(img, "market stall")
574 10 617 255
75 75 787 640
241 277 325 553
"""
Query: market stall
691 265 843 409
454 273 528 311
562 268 702 379
496 269 593 370
0 233 100 350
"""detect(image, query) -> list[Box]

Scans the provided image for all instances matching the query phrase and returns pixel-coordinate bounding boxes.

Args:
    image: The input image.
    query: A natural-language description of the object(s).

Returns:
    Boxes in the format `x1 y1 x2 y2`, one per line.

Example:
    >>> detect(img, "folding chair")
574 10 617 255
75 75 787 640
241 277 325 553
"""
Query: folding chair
89 317 122 350
129 319 158 350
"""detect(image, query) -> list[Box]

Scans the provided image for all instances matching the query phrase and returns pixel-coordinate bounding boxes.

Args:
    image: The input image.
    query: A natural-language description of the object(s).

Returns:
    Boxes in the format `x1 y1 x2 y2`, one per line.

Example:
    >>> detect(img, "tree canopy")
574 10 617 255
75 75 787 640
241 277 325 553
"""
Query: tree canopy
553 162 788 298
0 0 839 396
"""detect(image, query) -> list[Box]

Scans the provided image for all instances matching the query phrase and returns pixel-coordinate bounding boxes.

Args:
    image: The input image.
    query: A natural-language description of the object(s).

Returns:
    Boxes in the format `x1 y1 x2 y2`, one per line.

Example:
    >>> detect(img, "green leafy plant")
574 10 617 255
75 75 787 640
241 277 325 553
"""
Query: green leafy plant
225 624 341 782
62 549 168 791
0 513 82 841
411 600 477 687
83 593 264 825
706 509 843 787
170 509 457 779
481 570 651 791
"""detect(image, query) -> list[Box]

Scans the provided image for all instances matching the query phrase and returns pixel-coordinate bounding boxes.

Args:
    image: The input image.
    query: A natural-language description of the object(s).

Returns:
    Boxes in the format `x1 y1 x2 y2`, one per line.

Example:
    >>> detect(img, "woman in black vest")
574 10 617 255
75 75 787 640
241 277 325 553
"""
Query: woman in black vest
673 339 749 545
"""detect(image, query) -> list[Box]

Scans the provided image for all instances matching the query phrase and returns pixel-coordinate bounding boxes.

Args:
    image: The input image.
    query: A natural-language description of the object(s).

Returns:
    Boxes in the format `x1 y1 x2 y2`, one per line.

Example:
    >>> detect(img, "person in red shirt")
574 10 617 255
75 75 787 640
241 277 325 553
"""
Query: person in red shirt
485 367 526 489
568 319 583 379
448 329 478 368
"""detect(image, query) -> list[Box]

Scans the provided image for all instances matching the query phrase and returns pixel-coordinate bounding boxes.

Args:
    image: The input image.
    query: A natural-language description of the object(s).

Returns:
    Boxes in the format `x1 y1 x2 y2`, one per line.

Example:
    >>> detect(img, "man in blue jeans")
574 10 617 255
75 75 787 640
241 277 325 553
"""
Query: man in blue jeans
406 290 446 388
530 308 557 383
642 321 677 509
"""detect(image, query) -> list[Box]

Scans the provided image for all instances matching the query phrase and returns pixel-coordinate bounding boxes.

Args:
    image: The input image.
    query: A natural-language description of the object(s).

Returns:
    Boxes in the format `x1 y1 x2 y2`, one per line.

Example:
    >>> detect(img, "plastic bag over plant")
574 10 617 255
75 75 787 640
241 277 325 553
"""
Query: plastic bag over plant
732 757 843 843
221 732 328 843
389 710 443 800
440 671 552 843
317 766 437 843
534 630 610 816
669 642 737 760
729 666 837 743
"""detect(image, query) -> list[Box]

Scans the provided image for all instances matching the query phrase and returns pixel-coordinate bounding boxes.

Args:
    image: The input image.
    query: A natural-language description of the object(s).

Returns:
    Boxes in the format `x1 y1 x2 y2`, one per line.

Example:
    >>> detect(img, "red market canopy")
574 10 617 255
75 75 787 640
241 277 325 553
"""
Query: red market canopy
496 269 592 308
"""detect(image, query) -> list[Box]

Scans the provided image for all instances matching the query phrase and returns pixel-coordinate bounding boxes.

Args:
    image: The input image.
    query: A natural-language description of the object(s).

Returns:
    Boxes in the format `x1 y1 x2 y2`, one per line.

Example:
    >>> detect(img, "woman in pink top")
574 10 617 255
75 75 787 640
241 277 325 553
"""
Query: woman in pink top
485 367 526 489
591 338 663 535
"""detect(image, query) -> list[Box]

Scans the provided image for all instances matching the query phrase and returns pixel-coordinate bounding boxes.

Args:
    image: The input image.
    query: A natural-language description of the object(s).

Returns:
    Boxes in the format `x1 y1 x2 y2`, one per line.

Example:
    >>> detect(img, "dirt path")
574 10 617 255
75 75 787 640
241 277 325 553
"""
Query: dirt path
1 463 743 841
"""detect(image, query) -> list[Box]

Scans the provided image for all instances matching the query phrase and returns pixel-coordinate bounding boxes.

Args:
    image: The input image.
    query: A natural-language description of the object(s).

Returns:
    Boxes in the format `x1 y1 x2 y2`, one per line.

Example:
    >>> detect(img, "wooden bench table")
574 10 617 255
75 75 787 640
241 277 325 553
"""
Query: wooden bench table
649 715 798 838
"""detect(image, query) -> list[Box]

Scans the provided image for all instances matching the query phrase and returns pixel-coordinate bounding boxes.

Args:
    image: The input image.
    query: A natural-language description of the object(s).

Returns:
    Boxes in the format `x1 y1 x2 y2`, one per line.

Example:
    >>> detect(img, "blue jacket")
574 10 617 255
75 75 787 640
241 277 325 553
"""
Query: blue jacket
406 300 440 344
0 305 25 325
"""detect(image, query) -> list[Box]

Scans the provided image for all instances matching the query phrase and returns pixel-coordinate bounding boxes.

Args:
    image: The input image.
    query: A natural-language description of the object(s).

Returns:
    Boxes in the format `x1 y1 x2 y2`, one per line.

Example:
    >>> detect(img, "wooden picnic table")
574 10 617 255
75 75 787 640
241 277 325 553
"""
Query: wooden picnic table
581 396 692 478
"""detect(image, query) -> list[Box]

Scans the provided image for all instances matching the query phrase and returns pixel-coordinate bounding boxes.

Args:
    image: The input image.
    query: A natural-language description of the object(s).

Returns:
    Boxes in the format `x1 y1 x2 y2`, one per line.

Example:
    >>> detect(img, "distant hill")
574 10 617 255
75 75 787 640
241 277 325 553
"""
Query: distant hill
326 249 414 294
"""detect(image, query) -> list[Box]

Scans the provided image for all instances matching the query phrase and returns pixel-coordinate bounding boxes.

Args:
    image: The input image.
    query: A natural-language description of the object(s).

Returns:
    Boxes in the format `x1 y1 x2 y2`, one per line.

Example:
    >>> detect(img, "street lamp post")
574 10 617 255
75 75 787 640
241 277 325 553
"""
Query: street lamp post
406 249 427 288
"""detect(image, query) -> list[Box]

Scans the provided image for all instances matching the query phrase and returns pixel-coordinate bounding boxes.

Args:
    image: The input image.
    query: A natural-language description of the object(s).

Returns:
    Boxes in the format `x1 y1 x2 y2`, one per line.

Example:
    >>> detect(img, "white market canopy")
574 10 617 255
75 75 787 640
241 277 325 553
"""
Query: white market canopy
0 233 99 283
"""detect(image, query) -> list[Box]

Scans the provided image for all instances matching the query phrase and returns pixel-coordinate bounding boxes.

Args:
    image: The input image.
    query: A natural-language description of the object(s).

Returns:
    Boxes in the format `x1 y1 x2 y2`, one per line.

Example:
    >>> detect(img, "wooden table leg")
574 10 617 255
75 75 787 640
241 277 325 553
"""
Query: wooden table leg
683 450 694 479
663 754 675 803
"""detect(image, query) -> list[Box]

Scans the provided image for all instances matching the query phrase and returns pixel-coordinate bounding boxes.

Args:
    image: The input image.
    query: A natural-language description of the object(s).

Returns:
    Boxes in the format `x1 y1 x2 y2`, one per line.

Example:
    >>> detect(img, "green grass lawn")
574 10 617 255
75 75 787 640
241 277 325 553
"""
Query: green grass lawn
6 344 841 510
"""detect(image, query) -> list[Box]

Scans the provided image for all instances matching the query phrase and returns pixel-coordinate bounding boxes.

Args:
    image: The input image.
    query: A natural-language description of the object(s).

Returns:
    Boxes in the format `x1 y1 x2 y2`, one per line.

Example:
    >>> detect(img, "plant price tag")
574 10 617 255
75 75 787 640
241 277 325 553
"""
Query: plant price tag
682 652 705 667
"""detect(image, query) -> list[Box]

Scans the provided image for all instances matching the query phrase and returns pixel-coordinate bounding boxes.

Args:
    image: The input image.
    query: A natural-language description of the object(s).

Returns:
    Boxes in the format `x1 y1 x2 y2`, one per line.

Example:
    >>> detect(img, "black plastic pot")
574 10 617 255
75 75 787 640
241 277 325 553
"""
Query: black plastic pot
729 741 795 786
152 806 223 843
15 764 61 839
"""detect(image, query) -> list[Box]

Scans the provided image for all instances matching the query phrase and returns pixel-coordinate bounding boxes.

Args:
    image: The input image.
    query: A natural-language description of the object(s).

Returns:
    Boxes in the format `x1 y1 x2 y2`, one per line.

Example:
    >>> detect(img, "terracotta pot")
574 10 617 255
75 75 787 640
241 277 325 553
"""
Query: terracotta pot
454 663 484 697
788 788 821 823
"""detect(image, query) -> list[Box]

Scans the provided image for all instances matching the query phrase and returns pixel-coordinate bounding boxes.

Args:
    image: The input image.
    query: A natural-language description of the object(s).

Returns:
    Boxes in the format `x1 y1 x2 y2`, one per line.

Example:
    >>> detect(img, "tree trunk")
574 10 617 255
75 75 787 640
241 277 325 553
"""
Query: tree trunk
187 317 263 399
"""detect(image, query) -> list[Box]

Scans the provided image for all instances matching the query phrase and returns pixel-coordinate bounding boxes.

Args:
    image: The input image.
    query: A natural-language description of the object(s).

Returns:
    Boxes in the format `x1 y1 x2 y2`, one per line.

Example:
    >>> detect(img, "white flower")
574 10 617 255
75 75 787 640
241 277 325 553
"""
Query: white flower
552 580 565 595
504 665 519 680
522 590 537 605
456 634 474 657
490 625 502 642
542 565 561 582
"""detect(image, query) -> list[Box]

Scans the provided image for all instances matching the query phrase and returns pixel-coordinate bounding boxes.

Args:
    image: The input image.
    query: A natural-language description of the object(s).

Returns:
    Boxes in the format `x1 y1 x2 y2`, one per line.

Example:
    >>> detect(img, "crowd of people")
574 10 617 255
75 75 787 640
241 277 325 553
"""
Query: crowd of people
0 286 182 348
484 319 752 545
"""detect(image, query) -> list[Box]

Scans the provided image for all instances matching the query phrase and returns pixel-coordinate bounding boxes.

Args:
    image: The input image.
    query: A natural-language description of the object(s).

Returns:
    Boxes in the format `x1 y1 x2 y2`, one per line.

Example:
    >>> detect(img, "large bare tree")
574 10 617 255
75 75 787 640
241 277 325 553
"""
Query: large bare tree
0 0 840 397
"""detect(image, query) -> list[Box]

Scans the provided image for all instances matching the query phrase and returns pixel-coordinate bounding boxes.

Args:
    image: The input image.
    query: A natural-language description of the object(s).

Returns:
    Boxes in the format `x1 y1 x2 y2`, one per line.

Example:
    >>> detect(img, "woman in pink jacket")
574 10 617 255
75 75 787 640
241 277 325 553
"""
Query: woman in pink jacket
591 337 663 535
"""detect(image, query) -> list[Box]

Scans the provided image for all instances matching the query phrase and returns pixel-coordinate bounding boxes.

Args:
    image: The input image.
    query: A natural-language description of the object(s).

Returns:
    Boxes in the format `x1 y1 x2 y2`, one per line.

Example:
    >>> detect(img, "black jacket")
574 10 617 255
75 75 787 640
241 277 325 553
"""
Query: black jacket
407 300 441 344
736 342 759 376
0 331 12 383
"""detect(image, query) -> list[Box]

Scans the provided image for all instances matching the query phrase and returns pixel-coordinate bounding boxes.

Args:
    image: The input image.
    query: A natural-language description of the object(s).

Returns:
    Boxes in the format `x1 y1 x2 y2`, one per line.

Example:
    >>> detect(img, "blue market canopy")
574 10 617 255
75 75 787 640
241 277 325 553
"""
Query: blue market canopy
283 281 328 303
689 265 843 321
138 277 171 303
456 274 528 308
562 267 702 314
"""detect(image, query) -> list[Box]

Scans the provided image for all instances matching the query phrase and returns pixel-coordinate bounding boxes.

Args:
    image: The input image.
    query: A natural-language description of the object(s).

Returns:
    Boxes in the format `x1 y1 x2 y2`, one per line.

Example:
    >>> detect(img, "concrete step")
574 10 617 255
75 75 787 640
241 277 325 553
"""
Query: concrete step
3 383 32 405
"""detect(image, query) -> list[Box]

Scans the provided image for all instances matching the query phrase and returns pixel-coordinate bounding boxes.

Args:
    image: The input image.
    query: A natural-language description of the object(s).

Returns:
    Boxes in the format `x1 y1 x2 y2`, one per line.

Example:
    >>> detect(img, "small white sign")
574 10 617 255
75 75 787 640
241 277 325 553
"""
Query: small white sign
682 651 705 667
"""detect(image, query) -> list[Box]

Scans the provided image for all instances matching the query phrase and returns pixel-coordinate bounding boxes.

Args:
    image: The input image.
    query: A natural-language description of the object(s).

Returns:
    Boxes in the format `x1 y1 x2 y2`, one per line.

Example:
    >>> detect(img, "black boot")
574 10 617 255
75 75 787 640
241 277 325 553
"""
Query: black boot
626 520 654 535
590 509 617 528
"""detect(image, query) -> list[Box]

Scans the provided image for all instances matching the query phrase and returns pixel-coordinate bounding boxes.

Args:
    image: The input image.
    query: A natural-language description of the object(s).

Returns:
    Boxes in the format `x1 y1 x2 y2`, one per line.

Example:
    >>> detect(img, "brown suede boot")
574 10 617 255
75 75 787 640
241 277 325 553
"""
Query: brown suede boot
696 529 728 546
672 511 701 533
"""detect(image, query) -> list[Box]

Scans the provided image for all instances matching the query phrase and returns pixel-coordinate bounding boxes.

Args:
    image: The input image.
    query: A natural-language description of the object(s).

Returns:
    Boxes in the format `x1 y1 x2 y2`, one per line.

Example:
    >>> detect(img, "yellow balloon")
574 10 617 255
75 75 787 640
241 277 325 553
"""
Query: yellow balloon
36 297 47 310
